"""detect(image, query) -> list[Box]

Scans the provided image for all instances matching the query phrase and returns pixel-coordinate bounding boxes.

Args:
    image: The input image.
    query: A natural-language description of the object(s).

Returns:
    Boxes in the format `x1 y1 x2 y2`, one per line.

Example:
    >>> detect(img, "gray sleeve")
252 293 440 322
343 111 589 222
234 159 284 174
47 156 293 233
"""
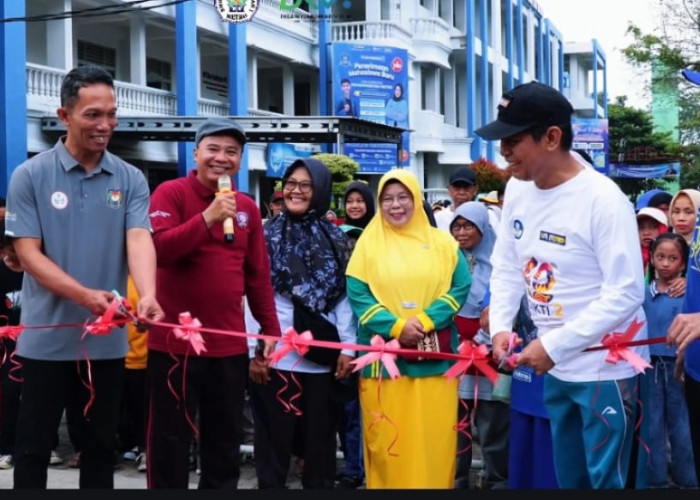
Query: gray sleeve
5 164 41 239
124 166 152 231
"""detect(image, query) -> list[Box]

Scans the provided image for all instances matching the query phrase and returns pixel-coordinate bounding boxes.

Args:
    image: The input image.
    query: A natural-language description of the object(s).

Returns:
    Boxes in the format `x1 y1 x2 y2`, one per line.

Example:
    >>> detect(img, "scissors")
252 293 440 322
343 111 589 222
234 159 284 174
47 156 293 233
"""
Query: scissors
497 332 517 370
112 289 149 332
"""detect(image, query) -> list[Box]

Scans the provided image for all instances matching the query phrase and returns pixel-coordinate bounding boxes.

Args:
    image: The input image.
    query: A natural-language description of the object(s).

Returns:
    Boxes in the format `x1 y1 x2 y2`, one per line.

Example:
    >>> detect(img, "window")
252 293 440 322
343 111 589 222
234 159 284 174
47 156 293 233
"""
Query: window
147 57 172 91
77 40 116 78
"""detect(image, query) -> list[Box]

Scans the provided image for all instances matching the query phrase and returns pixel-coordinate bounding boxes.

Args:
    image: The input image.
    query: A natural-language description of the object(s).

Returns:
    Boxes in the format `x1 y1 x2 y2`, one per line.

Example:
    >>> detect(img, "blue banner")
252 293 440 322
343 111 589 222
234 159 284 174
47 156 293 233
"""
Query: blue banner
332 43 409 174
610 162 680 179
266 143 321 178
572 118 609 174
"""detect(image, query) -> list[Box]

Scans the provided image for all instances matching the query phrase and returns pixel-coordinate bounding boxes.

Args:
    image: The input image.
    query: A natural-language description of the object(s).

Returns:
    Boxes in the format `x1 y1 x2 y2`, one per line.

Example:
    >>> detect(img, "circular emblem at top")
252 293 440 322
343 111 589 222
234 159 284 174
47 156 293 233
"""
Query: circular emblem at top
214 0 258 24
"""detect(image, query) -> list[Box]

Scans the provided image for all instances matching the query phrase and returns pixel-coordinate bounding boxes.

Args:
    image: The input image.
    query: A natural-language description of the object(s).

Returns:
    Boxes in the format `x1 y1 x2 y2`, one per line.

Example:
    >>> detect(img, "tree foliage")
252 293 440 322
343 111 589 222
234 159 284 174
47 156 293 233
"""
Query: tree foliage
622 0 700 190
469 157 510 193
607 98 677 200
312 153 359 215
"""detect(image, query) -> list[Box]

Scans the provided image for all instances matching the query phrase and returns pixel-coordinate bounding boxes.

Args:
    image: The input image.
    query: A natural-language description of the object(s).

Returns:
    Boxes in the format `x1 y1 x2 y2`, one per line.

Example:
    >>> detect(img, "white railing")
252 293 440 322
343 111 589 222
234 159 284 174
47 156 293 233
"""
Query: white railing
198 98 229 116
26 63 64 100
114 81 176 115
409 17 451 42
331 21 412 47
26 63 244 117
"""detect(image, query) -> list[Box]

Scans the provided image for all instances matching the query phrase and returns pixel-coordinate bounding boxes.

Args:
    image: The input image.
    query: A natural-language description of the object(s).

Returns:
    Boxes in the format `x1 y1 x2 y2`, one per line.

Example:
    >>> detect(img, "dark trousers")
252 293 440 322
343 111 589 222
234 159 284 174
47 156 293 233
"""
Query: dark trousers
251 369 337 489
0 339 21 455
118 368 147 452
13 357 124 489
455 399 510 489
685 373 700 485
146 350 248 489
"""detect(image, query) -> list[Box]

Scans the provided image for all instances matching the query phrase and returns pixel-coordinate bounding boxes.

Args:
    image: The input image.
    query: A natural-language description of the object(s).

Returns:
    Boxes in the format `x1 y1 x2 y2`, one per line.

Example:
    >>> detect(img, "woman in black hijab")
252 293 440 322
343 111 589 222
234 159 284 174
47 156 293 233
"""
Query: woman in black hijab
343 181 375 230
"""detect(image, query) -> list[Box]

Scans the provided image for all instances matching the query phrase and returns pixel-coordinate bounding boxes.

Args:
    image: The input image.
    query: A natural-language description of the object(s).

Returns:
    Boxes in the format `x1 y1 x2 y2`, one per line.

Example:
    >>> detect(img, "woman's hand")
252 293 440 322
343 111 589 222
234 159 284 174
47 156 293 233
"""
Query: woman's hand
398 317 425 348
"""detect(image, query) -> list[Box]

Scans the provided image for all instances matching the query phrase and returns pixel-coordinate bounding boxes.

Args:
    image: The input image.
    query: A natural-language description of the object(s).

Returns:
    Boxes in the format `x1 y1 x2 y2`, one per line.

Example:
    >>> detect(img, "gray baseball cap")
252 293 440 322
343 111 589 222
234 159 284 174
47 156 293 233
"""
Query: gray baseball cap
194 118 247 146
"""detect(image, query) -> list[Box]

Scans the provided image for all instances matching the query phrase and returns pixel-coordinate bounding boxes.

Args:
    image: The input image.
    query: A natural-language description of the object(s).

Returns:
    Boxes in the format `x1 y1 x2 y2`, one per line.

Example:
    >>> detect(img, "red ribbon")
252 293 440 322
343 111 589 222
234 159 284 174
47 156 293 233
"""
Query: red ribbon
172 312 207 355
268 326 312 367
0 324 23 341
444 341 500 385
597 319 651 374
83 296 125 336
349 335 401 379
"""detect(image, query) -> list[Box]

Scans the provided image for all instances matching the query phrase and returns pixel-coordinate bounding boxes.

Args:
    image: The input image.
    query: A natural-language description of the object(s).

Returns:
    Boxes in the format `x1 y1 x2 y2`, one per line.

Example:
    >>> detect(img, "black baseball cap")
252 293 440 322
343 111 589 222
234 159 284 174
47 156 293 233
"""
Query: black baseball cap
474 81 574 140
449 166 476 186
194 118 247 146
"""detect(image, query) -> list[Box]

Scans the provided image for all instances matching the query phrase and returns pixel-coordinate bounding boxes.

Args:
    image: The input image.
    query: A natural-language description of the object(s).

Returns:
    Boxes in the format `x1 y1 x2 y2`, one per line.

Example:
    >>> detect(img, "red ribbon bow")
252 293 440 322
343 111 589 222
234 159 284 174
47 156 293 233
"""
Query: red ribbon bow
84 296 125 336
172 312 207 355
0 324 24 341
268 327 313 366
600 318 651 374
350 335 401 380
444 341 500 384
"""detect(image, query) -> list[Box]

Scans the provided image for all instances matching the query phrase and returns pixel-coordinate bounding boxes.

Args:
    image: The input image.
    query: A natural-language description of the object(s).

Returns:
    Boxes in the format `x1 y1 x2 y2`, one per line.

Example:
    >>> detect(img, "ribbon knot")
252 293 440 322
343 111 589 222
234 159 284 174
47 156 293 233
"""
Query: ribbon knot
172 312 207 355
84 296 125 336
0 324 24 341
444 341 500 384
600 318 650 374
350 335 401 380
268 327 313 366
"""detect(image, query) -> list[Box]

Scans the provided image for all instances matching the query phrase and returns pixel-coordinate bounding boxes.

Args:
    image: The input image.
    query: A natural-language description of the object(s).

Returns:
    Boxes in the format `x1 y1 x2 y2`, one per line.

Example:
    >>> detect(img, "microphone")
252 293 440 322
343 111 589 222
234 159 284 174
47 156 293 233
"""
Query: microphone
217 175 235 243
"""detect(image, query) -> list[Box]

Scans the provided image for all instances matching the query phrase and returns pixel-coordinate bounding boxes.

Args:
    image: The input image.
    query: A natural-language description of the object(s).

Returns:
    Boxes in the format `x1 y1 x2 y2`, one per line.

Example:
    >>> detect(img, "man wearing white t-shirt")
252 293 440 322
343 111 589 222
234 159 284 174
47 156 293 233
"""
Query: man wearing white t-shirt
476 81 648 489
434 166 479 232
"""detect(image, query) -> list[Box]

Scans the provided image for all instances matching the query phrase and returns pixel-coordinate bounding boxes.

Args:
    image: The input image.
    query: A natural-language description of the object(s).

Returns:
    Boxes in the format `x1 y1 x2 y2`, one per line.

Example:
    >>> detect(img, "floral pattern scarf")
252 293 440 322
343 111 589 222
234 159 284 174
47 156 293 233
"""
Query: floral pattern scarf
265 158 352 314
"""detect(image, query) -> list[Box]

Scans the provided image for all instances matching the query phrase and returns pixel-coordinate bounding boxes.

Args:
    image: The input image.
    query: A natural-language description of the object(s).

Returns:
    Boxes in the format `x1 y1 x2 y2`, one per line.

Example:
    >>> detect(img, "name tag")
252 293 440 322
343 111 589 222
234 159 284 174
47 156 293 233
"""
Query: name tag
539 231 566 246
402 302 418 309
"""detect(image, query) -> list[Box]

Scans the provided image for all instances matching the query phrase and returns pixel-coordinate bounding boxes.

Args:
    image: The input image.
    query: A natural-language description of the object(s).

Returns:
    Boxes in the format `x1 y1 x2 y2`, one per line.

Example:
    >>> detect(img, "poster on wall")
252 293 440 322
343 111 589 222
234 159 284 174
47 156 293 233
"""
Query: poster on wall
609 162 680 179
332 42 409 174
572 118 609 174
266 143 322 178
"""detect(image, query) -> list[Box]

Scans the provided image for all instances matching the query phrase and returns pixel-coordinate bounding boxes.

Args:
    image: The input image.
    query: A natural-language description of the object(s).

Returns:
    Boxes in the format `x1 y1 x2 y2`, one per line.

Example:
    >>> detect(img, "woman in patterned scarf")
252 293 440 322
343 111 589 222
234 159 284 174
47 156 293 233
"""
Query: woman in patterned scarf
253 158 357 489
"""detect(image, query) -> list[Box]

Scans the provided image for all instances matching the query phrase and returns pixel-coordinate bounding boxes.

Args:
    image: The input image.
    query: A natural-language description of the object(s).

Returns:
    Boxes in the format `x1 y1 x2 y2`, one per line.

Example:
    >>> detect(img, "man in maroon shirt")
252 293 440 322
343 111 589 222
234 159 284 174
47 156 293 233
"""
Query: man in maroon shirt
146 118 281 489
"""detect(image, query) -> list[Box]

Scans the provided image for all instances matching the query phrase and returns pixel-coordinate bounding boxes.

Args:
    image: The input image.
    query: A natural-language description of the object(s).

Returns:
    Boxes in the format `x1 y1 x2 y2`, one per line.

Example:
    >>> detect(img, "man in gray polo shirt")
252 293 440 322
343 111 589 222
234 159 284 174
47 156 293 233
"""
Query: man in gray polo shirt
4 64 163 489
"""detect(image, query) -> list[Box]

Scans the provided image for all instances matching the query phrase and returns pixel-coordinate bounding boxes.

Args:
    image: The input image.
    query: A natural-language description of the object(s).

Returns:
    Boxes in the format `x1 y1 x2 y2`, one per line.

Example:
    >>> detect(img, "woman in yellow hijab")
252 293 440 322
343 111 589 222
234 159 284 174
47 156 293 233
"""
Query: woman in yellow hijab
346 169 471 488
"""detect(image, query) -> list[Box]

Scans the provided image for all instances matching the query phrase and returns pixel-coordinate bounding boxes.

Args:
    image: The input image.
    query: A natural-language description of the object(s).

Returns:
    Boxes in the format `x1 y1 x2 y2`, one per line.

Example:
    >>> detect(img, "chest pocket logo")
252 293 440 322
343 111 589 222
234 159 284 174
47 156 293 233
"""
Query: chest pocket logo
107 188 123 209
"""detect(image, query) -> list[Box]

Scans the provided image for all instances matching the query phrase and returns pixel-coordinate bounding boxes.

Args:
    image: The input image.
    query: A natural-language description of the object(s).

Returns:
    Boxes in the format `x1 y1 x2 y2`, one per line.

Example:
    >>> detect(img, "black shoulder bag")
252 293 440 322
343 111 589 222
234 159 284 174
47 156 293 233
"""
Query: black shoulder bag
292 298 341 367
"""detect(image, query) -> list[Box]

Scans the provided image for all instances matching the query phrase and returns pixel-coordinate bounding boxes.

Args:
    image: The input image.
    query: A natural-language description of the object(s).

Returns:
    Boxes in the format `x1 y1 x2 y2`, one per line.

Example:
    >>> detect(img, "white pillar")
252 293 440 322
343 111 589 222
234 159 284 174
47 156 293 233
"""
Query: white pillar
46 0 72 70
443 67 456 126
129 15 146 85
366 0 381 22
282 65 294 115
247 54 258 111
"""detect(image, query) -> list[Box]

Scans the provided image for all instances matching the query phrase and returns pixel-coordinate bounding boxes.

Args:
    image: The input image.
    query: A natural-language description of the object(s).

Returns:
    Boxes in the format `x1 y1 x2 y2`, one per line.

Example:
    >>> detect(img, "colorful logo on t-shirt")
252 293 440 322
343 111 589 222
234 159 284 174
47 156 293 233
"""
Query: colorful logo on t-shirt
523 257 564 317
106 188 123 209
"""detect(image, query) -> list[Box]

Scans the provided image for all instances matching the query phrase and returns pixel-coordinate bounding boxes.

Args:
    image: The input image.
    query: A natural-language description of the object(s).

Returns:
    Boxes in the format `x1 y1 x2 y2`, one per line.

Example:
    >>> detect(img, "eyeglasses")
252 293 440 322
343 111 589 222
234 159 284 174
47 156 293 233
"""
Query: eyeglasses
380 194 413 206
451 221 478 232
283 179 313 194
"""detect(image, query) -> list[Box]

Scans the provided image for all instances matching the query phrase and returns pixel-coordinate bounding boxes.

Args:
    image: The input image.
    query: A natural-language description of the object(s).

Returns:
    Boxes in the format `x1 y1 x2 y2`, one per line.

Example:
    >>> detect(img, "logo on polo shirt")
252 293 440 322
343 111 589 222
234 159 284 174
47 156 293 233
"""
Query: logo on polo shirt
51 191 69 210
107 188 123 209
236 211 250 229
513 219 523 239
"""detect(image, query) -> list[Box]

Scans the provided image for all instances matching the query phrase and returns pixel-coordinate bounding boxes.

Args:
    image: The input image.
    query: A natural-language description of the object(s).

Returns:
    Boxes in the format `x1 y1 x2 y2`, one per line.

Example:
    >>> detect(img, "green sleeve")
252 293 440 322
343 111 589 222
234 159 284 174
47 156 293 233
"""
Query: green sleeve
346 276 406 341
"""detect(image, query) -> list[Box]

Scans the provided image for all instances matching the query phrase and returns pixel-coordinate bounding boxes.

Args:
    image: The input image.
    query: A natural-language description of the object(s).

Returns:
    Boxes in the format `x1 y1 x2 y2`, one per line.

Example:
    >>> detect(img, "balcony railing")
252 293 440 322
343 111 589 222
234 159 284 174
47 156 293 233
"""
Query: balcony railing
26 63 278 118
409 17 451 44
331 21 412 48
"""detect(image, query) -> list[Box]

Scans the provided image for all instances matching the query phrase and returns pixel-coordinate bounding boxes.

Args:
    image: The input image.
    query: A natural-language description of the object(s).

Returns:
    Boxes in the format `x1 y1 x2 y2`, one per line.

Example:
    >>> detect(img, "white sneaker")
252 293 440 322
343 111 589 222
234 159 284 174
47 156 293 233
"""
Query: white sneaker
0 454 13 469
135 452 147 472
49 450 63 465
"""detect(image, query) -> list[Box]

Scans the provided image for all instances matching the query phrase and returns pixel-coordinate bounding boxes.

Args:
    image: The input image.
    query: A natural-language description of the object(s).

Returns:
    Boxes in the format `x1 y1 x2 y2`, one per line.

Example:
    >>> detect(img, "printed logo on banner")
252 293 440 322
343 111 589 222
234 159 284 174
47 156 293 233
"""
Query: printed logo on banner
214 0 258 23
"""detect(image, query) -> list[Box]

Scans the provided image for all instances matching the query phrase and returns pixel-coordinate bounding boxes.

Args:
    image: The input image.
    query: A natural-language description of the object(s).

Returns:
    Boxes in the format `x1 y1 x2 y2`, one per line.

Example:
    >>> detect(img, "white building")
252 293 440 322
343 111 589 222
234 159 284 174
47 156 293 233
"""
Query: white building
0 0 606 207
